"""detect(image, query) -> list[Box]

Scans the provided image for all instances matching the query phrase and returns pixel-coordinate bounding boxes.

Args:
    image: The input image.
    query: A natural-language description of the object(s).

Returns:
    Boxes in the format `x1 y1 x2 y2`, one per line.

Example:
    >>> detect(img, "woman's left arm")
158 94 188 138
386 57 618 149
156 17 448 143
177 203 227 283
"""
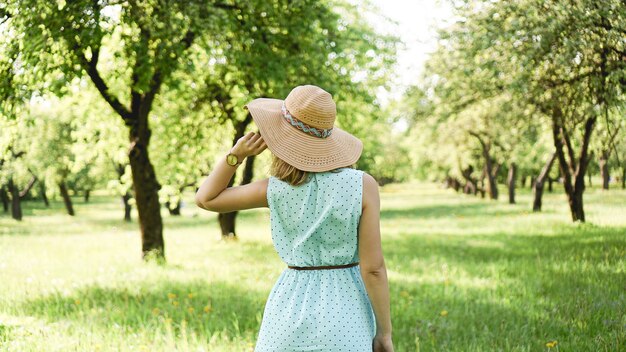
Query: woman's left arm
195 131 268 213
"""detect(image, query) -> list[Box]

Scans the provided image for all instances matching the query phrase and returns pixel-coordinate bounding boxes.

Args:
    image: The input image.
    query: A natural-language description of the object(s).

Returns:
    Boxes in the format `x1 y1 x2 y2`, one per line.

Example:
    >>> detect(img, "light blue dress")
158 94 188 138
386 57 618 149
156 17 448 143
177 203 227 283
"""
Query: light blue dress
255 168 376 351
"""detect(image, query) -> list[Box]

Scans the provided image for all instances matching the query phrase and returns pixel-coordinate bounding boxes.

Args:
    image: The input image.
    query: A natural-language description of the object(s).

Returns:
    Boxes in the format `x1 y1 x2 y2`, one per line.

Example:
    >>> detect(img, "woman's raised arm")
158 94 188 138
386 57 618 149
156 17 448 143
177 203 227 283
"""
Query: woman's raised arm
195 131 268 213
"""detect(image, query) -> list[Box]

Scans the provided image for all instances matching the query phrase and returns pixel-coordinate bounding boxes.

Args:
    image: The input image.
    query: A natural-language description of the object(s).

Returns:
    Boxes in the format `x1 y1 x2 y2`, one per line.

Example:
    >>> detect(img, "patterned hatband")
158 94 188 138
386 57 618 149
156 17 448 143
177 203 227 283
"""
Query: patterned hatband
281 102 333 139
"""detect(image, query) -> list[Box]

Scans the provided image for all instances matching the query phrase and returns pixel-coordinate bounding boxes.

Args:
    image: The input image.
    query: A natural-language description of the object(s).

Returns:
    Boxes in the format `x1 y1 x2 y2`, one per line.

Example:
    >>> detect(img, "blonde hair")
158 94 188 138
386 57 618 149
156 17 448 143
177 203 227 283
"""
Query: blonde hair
270 155 309 186
270 154 354 186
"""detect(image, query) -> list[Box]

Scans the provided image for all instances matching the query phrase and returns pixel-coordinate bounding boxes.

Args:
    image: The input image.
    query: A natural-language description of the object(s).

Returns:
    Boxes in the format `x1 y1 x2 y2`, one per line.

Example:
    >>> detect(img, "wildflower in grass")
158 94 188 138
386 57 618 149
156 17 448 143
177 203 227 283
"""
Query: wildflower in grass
74 299 81 305
188 293 194 299
152 308 160 315
545 340 558 348
164 318 173 325
172 301 179 307
167 293 177 299
440 310 448 317
187 307 194 313
400 290 410 298
203 305 212 313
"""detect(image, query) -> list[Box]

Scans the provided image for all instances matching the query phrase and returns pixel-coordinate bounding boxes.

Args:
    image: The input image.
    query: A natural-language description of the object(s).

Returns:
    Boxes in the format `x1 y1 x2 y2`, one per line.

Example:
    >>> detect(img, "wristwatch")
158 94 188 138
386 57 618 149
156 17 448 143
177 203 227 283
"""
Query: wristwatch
226 152 243 166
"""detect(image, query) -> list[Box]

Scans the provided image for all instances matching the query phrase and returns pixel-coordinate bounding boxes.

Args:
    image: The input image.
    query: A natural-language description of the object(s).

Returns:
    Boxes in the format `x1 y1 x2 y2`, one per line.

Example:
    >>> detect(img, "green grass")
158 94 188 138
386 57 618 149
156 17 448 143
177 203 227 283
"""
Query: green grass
1 182 625 351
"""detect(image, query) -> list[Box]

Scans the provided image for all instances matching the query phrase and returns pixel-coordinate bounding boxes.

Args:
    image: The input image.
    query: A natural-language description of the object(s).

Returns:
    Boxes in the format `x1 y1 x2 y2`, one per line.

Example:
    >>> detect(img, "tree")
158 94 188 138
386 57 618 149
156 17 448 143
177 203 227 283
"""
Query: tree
413 0 625 222
3 0 239 259
510 0 625 221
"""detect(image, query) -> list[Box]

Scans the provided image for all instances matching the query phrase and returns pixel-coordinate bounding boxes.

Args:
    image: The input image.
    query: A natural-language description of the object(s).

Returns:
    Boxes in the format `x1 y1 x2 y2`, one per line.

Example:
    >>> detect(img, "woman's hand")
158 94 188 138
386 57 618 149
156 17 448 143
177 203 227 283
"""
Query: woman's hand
373 334 394 352
195 131 268 213
231 131 267 160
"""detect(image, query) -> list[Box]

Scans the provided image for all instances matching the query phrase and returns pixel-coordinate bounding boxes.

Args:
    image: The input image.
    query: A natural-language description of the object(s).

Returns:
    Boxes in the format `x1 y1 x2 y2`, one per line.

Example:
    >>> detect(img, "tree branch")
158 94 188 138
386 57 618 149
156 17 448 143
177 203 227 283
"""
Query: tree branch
214 2 239 11
560 125 577 175
552 116 574 193
80 48 132 120
0 9 11 25
19 175 37 199
574 116 597 179
469 130 486 148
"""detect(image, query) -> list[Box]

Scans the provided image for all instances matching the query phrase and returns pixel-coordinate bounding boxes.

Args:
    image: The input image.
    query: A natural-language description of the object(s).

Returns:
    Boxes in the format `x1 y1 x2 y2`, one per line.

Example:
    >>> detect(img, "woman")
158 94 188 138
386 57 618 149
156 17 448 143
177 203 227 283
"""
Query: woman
195 85 393 351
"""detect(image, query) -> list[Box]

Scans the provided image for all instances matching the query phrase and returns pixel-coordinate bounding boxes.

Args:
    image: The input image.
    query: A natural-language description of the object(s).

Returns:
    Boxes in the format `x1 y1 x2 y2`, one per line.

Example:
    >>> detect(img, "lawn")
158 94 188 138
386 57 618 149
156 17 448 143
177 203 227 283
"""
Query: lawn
1 181 624 351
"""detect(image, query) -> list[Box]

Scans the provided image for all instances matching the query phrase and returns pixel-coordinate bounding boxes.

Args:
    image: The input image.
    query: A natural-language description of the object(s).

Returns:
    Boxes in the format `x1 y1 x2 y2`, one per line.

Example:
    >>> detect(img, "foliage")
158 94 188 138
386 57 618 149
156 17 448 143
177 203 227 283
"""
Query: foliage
403 0 625 216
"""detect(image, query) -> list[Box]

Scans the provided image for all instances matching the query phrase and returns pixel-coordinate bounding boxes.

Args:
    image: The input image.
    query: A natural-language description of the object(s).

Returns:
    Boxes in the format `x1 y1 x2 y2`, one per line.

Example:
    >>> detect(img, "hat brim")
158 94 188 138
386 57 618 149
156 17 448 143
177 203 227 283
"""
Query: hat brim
245 98 363 172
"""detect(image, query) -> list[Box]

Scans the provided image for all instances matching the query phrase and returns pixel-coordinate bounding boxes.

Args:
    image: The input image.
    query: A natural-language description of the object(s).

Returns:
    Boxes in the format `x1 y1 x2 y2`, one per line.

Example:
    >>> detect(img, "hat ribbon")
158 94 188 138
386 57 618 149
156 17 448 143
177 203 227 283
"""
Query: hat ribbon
281 102 333 139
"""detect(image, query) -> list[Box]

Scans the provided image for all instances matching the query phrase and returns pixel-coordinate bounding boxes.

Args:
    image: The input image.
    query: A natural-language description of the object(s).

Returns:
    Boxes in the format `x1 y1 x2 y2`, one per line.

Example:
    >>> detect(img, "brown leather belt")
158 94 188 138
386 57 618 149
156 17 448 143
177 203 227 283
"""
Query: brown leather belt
288 262 359 270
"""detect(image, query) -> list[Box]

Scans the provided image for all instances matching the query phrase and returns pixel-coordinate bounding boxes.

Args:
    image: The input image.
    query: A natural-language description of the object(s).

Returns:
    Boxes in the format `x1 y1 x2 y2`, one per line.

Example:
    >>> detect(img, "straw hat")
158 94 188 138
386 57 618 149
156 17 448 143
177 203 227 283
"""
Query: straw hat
245 85 363 172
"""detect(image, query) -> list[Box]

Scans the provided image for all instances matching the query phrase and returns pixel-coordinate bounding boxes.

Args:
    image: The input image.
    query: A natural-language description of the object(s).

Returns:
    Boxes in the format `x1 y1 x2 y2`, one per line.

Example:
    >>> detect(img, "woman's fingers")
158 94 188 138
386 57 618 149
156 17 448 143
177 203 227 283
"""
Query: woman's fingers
235 132 266 156
245 131 262 145
244 131 255 140
252 134 264 147
253 141 267 155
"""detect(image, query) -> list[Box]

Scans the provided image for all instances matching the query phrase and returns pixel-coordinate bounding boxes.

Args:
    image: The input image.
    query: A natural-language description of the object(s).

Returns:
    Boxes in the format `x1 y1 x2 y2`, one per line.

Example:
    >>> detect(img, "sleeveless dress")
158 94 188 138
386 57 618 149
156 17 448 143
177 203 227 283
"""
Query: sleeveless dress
255 167 376 351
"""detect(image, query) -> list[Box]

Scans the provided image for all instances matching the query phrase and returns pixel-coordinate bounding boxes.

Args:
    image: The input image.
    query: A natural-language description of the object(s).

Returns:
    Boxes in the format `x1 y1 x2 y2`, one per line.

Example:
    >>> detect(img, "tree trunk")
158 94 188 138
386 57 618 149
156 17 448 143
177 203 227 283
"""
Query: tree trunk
218 212 237 238
599 149 610 190
58 181 75 216
622 166 626 189
217 154 257 239
39 182 50 207
478 173 486 198
470 132 498 200
507 162 517 204
551 110 596 222
115 163 133 222
166 199 181 216
128 126 164 259
484 156 498 200
241 154 256 185
461 165 477 195
0 186 9 213
217 114 253 239
84 189 91 202
533 152 557 212
19 175 37 199
587 172 592 188
444 176 461 192
7 178 22 220
548 177 554 192
122 192 132 222
451 178 461 192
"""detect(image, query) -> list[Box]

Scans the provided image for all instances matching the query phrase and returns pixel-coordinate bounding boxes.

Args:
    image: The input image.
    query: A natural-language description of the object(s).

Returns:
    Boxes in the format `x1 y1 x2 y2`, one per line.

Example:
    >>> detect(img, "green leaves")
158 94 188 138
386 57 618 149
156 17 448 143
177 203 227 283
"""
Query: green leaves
406 0 625 183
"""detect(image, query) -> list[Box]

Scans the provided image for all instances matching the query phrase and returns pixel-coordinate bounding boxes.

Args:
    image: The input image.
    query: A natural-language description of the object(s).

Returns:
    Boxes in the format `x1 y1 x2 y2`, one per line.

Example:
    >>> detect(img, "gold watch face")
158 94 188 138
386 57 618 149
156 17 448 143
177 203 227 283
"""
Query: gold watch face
226 153 238 166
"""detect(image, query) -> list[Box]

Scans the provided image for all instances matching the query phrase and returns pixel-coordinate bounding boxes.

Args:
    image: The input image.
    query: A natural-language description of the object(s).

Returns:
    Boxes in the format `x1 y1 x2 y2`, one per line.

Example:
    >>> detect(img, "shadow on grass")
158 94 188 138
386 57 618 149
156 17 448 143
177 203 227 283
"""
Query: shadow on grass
0 194 269 237
384 224 626 267
385 225 626 351
380 202 535 220
18 278 267 342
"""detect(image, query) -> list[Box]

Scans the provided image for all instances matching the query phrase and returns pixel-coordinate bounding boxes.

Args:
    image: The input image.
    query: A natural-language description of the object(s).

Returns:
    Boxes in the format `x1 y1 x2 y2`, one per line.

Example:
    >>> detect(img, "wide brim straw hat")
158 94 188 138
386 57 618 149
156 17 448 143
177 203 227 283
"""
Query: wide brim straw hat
245 85 363 172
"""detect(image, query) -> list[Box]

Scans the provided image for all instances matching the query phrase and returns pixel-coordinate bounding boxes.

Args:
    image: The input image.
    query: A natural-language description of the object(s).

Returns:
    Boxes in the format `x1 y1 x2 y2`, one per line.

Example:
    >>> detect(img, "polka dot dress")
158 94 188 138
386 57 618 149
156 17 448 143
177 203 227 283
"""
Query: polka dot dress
255 168 376 351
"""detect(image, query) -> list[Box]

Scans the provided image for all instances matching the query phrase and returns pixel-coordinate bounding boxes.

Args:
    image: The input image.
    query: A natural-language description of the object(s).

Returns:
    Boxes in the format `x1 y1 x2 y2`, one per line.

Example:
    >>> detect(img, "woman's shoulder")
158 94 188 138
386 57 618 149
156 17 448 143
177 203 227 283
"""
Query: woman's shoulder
327 167 364 176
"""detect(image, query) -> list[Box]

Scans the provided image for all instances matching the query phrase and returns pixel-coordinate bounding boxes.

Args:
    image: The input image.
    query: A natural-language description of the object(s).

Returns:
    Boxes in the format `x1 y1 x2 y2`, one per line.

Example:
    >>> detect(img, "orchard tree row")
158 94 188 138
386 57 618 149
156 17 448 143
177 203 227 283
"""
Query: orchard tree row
403 0 625 222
